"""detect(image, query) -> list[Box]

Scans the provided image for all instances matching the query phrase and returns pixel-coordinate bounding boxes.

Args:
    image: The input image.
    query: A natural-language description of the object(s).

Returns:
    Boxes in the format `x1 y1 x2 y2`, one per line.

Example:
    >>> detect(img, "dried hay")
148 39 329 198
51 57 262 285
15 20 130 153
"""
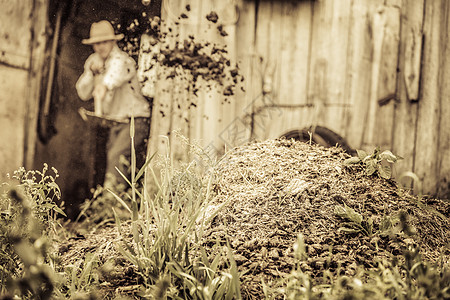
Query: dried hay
204 139 450 298
59 139 449 299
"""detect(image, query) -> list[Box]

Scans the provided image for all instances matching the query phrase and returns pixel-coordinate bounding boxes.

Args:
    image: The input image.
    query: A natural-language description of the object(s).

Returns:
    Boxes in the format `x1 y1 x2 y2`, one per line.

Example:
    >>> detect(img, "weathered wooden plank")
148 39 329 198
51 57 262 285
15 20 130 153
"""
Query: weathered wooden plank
167 0 196 164
307 0 351 136
214 3 239 153
138 34 159 99
259 0 285 141
147 0 240 168
150 0 195 164
266 106 349 141
146 0 179 164
290 1 313 107
347 0 404 151
251 0 315 141
265 0 313 140
144 0 450 198
250 0 273 141
373 4 400 149
0 67 28 176
0 0 33 69
437 1 450 198
345 1 373 148
363 5 387 147
233 0 255 147
413 0 442 195
0 0 39 179
24 0 49 169
403 23 423 101
392 0 423 181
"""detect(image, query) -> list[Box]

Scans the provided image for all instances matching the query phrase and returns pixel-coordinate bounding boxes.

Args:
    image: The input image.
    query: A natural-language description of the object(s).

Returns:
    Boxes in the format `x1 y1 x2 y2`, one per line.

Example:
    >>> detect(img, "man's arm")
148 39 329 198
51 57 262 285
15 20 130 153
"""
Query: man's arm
75 55 97 101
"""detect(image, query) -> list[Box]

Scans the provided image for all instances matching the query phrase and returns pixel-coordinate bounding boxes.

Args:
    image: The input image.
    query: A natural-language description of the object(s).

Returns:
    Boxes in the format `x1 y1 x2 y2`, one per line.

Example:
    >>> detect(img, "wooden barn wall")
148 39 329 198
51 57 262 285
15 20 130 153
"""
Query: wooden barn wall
0 0 48 180
146 0 449 197
147 0 240 166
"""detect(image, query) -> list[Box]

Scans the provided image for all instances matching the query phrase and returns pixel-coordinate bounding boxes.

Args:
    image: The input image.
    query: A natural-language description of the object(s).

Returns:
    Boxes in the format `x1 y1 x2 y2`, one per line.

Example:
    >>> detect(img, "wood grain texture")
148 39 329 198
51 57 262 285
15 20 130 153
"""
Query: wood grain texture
24 0 49 169
413 0 442 195
435 0 450 198
392 0 424 185
373 4 400 149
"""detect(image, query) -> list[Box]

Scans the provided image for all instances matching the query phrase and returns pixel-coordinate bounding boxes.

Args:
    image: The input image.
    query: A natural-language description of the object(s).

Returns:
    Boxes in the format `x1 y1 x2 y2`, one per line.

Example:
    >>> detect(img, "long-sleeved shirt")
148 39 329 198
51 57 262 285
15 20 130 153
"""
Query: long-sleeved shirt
76 45 150 121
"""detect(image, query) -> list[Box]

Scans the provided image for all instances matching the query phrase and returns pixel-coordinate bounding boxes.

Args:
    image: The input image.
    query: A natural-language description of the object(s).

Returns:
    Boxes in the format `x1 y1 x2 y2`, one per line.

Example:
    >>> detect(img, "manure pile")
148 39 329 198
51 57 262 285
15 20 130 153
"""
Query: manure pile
204 139 449 298
59 139 449 299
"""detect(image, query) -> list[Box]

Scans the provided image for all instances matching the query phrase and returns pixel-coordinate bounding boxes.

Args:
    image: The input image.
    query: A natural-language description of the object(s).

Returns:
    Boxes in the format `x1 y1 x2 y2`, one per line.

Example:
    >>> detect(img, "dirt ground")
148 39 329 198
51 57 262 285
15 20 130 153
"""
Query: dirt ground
59 139 450 299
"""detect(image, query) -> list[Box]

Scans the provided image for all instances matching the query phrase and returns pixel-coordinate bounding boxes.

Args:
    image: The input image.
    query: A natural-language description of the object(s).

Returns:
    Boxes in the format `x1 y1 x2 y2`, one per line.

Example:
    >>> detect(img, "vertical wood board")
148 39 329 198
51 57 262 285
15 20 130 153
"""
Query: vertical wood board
392 0 424 179
436 1 450 198
24 0 49 169
0 67 28 176
413 0 442 194
233 0 255 148
0 0 33 69
251 0 314 141
344 1 373 148
307 0 351 135
373 5 400 149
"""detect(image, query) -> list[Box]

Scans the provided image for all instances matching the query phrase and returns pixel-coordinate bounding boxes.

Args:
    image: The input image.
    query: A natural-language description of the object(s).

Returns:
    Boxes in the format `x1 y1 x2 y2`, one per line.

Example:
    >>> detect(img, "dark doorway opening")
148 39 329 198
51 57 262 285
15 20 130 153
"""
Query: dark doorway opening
34 0 161 219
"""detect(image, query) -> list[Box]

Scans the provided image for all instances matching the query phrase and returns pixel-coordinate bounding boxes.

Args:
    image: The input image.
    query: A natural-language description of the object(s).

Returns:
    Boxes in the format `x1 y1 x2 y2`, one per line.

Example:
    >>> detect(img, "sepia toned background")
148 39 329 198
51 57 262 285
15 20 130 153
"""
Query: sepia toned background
1 0 449 218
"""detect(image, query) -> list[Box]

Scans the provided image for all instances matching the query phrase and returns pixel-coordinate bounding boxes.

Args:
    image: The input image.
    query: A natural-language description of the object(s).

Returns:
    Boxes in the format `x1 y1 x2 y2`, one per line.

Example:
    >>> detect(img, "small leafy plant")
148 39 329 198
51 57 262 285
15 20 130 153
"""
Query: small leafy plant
343 147 402 179
334 203 374 237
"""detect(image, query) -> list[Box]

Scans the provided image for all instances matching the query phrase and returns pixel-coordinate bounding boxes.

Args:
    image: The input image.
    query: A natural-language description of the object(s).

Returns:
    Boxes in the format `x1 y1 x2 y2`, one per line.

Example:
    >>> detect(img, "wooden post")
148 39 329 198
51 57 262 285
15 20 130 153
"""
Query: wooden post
24 0 50 169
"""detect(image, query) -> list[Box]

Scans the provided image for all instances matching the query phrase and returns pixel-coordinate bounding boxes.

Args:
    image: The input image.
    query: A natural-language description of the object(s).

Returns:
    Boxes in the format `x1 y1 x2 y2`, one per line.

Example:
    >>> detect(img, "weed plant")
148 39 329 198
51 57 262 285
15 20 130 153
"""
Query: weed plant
0 164 65 297
110 118 241 299
76 175 134 229
344 147 402 179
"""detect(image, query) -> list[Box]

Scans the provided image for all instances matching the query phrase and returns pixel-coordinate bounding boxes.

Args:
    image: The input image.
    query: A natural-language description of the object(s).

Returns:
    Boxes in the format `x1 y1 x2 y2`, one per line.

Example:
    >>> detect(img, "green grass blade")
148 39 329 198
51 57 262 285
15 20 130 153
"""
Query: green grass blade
106 188 131 213
115 167 132 187
136 152 157 182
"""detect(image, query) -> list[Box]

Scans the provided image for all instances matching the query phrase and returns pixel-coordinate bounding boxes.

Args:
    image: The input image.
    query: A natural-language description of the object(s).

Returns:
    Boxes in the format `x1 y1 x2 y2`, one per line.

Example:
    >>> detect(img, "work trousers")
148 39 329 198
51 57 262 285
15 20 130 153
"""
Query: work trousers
105 117 150 186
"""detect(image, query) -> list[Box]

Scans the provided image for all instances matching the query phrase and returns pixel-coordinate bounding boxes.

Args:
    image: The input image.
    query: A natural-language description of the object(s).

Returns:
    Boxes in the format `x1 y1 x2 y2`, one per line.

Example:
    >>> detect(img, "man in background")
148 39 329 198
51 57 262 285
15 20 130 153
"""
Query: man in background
76 20 151 189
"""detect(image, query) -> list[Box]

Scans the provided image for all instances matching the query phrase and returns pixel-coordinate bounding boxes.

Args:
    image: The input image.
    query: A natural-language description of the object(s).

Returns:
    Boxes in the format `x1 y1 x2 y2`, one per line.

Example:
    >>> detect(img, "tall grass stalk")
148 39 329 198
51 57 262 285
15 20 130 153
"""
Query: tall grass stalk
110 126 241 299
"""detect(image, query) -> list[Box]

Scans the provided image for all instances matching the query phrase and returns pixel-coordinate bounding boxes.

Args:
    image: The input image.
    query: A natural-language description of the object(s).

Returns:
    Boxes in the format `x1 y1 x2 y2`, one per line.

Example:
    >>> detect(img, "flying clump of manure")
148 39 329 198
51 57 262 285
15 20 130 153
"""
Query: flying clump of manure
159 36 241 96
121 9 244 98
158 9 243 97
206 11 219 23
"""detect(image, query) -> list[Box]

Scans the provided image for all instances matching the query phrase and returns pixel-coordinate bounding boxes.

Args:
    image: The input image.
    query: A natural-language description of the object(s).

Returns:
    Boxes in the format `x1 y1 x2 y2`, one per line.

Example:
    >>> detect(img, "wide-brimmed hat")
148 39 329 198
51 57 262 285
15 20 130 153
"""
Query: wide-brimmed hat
82 20 124 45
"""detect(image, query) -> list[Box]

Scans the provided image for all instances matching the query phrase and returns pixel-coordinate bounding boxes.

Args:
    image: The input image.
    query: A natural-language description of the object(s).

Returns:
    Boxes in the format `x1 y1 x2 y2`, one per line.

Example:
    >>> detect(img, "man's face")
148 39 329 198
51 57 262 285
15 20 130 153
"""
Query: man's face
92 40 115 60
